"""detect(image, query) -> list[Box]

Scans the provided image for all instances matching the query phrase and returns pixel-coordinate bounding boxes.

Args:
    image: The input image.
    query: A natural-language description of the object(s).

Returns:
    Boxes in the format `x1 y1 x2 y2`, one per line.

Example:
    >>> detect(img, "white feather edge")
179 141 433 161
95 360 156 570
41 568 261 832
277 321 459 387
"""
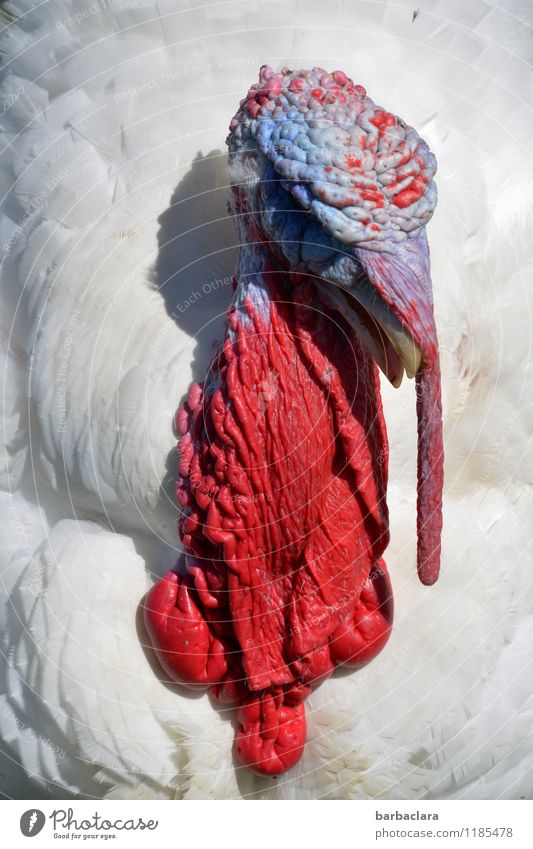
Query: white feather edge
0 0 532 799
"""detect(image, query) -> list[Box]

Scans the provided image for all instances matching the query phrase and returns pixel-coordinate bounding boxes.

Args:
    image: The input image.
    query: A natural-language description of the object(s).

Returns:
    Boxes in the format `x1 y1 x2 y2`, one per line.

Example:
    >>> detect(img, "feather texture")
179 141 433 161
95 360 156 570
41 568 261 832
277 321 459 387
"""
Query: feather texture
0 0 532 798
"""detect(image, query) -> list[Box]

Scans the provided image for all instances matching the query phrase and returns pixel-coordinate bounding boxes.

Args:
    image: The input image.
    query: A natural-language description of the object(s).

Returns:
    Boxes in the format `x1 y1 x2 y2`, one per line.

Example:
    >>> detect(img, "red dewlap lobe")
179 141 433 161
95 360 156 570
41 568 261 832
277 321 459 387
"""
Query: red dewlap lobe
145 264 394 775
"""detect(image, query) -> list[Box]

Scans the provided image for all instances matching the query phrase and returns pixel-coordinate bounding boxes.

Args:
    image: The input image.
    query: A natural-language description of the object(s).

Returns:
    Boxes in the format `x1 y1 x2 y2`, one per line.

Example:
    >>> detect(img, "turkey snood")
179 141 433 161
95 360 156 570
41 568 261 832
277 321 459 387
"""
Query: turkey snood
145 66 443 775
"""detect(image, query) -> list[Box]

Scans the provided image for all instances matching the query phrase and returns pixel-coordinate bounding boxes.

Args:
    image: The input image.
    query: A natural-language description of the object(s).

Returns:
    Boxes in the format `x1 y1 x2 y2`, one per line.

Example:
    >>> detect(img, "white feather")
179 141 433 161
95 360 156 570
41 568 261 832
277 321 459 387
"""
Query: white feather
1 0 532 799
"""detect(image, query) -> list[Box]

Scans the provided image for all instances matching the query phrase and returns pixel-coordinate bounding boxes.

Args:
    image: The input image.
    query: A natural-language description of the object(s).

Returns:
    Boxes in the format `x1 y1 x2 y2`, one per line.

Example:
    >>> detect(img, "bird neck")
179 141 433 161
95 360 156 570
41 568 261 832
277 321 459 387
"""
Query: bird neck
176 215 391 679
179 212 390 537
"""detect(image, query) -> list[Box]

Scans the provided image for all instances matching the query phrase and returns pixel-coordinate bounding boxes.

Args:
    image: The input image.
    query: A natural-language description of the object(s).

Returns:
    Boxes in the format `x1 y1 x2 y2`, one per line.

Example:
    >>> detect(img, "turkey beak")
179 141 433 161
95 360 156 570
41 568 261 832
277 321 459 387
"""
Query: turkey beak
353 235 443 587
315 273 422 389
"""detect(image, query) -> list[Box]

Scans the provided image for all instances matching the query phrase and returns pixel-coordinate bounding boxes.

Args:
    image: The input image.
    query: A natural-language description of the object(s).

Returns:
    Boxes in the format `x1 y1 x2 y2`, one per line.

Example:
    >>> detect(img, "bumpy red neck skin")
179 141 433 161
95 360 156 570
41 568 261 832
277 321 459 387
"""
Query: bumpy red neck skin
144 64 442 776
145 197 395 775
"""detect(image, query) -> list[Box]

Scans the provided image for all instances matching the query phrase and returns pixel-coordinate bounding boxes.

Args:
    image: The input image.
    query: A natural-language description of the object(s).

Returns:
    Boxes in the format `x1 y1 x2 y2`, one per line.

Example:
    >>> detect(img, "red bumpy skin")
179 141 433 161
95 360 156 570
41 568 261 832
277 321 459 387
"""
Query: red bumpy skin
145 65 441 775
145 263 394 775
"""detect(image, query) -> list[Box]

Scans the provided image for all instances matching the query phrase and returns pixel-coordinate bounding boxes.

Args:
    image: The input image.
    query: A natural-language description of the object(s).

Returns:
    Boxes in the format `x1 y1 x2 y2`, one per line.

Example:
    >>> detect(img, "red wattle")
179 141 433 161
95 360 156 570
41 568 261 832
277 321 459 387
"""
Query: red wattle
144 258 394 775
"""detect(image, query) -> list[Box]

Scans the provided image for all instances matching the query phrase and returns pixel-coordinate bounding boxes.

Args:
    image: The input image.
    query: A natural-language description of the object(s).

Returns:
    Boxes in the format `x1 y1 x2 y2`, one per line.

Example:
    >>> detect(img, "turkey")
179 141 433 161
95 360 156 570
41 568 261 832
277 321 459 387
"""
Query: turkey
143 64 443 776
1 0 532 800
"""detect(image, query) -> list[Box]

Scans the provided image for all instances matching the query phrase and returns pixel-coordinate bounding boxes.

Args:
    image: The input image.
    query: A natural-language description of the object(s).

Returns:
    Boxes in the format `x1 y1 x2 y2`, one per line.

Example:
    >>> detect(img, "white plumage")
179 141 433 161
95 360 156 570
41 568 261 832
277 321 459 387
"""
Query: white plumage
1 0 532 799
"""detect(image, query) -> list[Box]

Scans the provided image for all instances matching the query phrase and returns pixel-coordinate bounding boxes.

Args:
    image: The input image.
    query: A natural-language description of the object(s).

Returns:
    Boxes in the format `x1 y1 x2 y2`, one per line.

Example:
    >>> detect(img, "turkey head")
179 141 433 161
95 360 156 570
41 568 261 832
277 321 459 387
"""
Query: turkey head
144 66 443 776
